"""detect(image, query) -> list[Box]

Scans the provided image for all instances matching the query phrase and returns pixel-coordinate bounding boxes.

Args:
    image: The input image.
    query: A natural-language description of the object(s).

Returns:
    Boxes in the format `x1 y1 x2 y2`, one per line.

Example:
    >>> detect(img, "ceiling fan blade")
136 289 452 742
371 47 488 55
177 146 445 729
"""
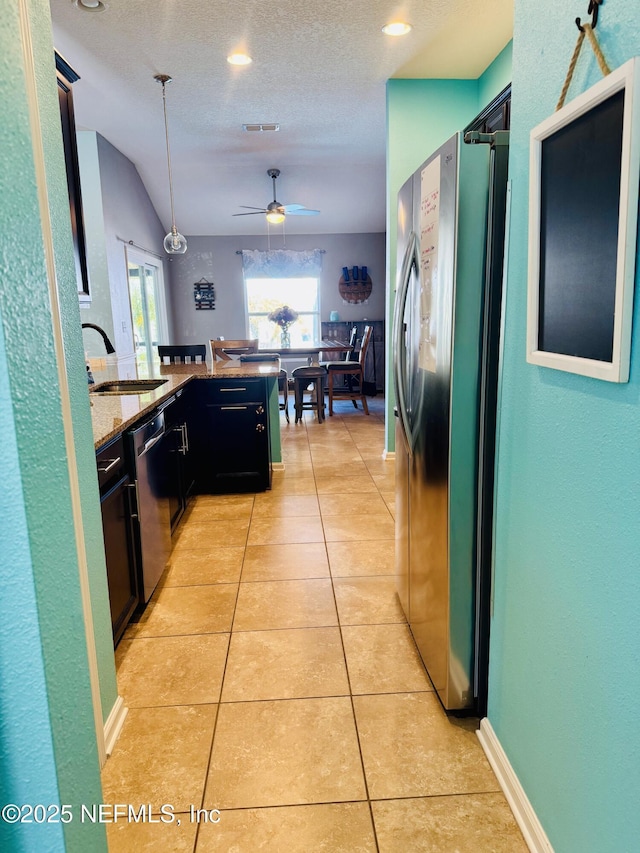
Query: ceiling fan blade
238 172 319 219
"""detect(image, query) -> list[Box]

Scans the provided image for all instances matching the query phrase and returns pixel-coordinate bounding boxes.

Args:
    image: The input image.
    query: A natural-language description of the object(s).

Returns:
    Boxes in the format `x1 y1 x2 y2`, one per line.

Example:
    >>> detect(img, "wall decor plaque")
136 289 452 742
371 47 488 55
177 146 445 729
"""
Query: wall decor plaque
194 278 216 310
339 266 372 304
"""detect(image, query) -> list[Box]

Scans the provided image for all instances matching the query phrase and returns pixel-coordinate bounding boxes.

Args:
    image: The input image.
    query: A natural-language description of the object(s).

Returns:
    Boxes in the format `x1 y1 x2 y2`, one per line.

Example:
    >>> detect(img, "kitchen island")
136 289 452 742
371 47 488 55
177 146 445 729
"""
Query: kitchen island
89 360 281 450
89 359 281 643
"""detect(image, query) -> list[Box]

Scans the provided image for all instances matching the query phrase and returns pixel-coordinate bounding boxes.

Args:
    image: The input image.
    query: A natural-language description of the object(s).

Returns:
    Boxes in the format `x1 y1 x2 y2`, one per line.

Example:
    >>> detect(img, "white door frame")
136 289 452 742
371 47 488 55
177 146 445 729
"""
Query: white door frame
124 245 169 358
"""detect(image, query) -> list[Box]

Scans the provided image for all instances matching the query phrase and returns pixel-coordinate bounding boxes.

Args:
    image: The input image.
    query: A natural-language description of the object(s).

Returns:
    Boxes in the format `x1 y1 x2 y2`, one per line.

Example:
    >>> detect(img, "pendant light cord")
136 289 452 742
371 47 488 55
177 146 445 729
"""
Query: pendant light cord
158 76 177 232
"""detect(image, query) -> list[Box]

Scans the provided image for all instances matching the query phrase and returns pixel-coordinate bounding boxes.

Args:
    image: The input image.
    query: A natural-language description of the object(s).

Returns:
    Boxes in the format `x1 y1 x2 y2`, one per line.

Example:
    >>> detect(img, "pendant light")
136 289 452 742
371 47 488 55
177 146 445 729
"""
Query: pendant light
154 74 187 254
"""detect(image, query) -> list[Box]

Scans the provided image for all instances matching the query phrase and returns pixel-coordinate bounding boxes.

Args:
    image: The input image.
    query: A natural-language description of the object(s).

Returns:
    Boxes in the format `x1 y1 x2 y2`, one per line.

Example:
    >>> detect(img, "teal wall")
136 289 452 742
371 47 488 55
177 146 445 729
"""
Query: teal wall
32 5 118 733
385 45 513 450
488 2 640 851
0 310 64 853
478 41 512 110
0 0 112 849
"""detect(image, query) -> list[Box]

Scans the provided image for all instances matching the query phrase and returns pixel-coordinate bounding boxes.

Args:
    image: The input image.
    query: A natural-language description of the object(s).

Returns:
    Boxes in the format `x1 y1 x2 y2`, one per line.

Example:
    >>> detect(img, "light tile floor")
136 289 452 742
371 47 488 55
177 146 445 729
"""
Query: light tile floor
105 397 527 852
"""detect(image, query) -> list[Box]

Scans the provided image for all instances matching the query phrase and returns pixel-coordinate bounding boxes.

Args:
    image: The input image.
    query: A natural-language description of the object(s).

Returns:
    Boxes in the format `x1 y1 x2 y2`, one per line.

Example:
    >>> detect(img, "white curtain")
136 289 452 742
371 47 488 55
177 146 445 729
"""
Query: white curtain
241 248 323 278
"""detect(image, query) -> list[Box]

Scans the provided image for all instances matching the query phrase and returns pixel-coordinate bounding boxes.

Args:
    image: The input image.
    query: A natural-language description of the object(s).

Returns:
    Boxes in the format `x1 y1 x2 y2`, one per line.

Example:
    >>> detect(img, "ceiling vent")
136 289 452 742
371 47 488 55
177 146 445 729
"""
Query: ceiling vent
242 123 280 132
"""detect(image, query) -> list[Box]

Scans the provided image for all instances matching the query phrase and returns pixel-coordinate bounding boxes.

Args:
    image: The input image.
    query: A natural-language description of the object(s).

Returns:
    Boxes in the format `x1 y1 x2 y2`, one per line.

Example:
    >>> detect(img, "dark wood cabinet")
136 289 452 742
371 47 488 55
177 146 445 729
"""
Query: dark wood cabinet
94 376 274 641
191 378 272 493
56 52 90 302
161 387 196 533
96 435 138 645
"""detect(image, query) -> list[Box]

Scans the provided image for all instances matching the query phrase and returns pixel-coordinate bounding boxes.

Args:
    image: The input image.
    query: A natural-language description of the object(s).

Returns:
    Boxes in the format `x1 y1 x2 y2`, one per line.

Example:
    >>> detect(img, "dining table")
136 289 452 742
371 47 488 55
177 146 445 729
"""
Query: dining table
260 340 353 365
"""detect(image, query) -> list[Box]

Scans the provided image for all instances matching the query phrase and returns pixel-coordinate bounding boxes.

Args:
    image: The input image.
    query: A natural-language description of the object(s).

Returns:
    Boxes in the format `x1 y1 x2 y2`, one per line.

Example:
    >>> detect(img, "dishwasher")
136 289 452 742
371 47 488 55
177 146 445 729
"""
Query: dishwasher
129 408 172 603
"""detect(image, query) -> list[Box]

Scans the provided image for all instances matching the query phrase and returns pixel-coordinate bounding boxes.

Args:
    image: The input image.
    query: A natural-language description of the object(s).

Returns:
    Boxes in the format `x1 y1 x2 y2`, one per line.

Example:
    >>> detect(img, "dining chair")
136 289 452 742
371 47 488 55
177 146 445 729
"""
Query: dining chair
326 324 373 416
240 352 290 423
157 344 206 363
320 325 357 369
210 339 258 361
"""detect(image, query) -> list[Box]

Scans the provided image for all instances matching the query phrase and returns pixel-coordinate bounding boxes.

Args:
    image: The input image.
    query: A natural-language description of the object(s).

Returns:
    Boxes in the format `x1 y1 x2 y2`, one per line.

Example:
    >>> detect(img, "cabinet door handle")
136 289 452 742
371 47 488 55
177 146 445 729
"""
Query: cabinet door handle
221 406 248 411
128 482 139 519
182 423 189 453
171 425 187 455
220 387 247 392
98 456 121 473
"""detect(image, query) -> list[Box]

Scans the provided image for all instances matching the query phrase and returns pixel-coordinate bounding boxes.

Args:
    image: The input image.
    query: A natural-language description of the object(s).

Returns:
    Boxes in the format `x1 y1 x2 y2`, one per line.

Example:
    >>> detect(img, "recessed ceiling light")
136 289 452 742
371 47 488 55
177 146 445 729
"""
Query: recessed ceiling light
227 53 253 66
74 0 107 11
382 22 412 36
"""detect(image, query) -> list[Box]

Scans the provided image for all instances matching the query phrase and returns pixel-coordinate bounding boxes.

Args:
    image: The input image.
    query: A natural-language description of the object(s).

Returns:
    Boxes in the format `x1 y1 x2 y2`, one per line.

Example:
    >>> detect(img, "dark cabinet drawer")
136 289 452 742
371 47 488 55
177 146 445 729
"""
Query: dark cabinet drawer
96 435 125 490
196 377 265 404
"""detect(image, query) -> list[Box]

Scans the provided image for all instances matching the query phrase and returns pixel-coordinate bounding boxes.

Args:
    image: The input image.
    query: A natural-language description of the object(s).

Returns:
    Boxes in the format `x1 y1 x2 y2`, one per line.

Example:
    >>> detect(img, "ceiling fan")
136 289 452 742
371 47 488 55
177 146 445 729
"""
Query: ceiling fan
233 168 320 224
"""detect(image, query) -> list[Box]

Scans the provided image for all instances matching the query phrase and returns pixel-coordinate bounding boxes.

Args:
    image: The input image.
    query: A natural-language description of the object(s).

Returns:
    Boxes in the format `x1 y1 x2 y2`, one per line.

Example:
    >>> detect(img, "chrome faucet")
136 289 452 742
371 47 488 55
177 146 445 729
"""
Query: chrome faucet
81 323 116 354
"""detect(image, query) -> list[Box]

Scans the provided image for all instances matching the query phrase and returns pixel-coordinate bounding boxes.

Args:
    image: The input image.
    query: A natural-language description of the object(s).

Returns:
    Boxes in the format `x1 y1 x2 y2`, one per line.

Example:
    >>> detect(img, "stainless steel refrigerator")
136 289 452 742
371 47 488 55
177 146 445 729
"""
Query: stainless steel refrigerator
393 130 509 713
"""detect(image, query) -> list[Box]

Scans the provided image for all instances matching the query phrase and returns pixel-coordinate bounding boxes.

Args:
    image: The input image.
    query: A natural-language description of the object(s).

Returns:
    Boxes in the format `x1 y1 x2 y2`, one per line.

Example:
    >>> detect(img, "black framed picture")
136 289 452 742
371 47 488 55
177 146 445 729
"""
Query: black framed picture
527 57 640 382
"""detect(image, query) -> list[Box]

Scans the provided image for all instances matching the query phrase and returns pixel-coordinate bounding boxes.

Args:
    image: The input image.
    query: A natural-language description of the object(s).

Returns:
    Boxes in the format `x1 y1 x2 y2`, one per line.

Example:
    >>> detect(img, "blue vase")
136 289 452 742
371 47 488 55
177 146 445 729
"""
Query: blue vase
280 328 291 348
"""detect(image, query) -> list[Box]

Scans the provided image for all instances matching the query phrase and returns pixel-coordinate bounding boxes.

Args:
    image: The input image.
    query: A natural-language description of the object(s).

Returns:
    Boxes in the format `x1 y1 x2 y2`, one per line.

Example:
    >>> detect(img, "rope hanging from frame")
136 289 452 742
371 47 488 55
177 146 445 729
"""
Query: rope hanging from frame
556 13 611 111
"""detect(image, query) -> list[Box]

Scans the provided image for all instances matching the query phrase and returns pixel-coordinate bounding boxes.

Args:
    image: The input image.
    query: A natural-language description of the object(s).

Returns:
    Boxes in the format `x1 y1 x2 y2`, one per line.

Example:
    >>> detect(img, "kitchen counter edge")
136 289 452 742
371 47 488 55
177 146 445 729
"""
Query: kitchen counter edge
91 363 280 450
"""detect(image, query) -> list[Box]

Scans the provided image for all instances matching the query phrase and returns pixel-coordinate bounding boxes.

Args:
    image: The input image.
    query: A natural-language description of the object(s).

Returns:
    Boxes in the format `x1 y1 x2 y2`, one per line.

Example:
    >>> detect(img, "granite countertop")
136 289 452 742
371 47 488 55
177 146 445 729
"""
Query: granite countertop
90 360 280 450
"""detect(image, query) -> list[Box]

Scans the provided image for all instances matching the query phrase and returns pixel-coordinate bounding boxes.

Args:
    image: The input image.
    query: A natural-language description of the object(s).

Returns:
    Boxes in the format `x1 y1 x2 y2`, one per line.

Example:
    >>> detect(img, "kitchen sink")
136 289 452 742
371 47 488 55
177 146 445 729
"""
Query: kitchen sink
91 379 168 394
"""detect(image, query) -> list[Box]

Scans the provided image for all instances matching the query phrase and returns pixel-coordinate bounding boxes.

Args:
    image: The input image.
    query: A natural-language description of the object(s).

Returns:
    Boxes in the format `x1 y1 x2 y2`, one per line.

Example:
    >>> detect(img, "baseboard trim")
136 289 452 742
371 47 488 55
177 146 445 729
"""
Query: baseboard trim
272 462 285 471
477 718 554 853
103 695 128 760
382 450 395 461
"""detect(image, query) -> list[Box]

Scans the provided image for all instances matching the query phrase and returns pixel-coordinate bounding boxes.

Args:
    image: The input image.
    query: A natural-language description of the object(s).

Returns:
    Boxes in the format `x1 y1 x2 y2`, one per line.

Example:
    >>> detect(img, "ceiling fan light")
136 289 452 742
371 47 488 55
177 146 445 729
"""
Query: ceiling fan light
266 210 285 225
382 22 412 36
227 53 252 66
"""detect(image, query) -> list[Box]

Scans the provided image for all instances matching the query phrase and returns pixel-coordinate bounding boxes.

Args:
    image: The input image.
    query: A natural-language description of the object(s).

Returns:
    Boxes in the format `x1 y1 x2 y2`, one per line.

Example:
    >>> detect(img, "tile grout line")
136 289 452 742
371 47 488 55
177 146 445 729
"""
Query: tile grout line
311 415 383 853
191 492 255 852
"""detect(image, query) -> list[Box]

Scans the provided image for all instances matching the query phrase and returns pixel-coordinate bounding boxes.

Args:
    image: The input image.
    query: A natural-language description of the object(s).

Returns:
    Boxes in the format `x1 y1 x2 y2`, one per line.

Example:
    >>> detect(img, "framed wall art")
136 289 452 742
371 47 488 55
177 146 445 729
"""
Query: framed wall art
527 56 640 382
194 278 216 310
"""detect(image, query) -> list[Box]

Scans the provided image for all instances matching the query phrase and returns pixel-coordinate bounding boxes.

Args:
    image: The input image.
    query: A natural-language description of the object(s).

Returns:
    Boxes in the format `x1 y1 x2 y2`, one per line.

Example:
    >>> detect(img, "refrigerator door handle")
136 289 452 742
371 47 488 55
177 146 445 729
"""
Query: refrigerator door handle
393 230 419 452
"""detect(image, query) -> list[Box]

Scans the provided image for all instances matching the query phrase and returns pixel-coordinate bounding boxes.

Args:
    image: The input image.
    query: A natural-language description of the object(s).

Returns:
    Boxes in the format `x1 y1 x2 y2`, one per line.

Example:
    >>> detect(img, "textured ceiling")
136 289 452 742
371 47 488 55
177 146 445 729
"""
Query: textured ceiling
50 0 513 237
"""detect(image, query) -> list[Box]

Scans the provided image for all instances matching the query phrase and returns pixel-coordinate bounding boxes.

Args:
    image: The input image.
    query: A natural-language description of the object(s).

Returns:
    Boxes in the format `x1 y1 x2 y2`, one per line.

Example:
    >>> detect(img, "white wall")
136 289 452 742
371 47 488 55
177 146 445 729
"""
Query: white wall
77 132 168 359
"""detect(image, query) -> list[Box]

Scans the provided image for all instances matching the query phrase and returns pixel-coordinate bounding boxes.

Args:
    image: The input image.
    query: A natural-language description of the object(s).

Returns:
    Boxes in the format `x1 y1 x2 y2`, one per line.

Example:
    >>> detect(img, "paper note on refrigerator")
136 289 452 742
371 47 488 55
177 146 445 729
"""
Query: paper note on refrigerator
419 156 440 373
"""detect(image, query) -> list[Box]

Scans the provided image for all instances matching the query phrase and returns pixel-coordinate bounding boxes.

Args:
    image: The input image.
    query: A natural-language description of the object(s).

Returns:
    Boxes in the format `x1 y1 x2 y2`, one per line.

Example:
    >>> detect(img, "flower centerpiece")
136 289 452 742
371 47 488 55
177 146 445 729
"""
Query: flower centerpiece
268 305 299 348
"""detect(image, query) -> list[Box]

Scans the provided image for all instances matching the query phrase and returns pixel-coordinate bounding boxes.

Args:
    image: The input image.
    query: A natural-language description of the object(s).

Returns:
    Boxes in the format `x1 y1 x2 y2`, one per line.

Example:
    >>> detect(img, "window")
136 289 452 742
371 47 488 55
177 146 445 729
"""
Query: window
246 276 320 347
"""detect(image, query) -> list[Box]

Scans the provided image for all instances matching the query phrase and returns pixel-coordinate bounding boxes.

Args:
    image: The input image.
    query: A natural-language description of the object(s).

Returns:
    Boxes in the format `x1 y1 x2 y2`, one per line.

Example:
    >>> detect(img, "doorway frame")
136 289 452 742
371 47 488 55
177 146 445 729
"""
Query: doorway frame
124 244 169 363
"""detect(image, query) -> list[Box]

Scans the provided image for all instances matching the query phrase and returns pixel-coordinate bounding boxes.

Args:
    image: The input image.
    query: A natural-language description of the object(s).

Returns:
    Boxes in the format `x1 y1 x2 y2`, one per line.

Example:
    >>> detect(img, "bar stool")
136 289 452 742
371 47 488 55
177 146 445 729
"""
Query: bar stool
292 366 327 423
